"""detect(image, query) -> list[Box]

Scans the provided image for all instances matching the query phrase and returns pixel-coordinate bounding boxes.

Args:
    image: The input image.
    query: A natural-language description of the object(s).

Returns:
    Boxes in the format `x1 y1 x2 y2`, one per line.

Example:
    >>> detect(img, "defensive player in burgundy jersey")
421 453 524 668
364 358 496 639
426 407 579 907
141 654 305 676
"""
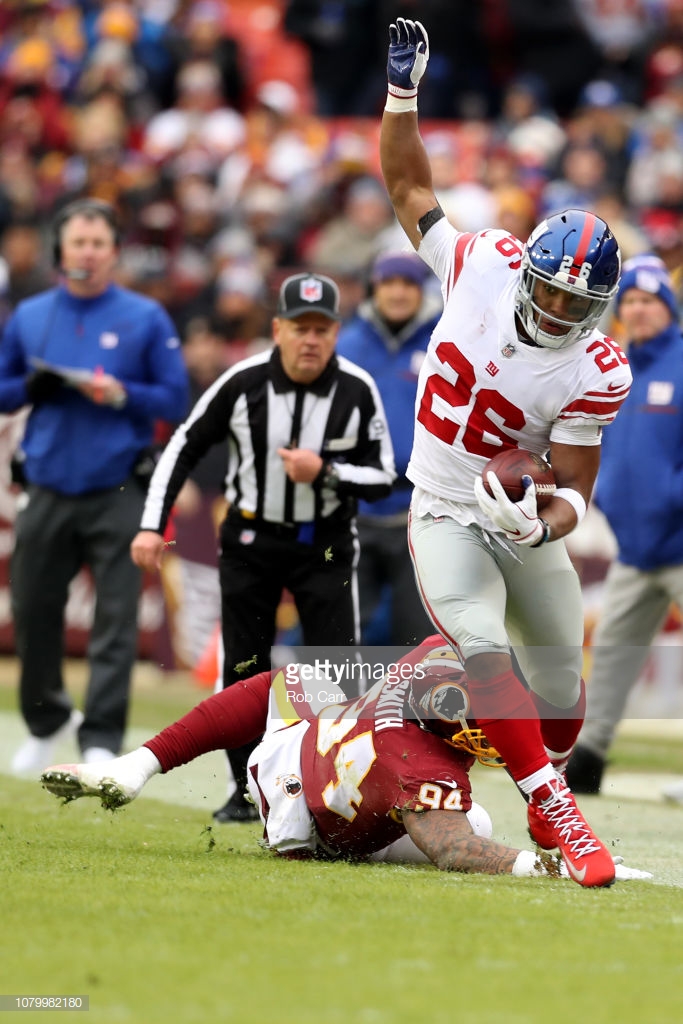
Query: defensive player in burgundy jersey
380 20 633 887
294 641 478 860
39 638 650 883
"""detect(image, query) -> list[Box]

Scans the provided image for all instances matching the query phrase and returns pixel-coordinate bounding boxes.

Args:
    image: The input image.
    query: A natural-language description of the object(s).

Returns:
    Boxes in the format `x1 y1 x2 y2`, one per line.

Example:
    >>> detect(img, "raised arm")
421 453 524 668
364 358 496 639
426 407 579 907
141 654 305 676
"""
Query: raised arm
380 19 440 250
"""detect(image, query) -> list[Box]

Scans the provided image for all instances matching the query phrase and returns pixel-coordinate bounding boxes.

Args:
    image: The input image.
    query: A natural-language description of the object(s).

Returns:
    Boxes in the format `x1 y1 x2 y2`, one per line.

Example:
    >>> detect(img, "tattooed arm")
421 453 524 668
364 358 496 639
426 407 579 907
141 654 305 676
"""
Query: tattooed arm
401 809 650 880
402 809 521 875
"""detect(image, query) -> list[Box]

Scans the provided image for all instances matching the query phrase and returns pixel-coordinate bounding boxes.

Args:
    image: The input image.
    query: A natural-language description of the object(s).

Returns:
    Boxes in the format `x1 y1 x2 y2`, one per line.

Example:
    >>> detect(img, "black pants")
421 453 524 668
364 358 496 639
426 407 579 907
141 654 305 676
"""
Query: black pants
356 516 432 646
218 511 360 792
11 481 144 753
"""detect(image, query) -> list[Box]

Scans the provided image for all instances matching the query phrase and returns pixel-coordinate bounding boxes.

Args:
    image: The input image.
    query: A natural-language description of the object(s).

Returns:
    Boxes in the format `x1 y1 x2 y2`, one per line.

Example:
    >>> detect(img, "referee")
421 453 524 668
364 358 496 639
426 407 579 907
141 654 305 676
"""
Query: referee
131 272 396 821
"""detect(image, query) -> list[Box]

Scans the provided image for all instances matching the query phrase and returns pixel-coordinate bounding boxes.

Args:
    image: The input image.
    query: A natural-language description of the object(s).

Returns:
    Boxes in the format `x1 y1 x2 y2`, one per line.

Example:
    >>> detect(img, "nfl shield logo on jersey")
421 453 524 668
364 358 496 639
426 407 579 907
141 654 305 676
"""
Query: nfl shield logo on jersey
300 277 323 303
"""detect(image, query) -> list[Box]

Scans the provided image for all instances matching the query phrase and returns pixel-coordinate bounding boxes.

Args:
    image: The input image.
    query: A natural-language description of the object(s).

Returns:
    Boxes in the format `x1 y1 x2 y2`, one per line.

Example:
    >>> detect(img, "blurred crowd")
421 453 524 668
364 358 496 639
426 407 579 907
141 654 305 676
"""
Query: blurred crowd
1 0 683 362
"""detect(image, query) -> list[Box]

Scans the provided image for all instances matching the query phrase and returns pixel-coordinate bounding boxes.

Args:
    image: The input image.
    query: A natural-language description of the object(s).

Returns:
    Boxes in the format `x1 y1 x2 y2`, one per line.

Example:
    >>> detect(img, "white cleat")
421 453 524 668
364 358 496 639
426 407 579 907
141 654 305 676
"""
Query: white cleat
40 748 160 810
662 780 683 805
41 761 141 810
12 709 84 777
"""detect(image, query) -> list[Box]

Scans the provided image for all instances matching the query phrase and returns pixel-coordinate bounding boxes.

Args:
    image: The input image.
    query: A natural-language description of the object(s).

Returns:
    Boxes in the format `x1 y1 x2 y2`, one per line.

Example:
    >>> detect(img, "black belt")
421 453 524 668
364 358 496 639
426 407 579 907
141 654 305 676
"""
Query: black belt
228 507 353 544
229 507 316 542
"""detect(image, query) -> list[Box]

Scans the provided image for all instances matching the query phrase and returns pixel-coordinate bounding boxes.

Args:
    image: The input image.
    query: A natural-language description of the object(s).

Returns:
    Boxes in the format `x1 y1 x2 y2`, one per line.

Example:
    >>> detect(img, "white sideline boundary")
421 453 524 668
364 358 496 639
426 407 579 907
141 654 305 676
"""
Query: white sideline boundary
4 708 683 808
0 710 229 812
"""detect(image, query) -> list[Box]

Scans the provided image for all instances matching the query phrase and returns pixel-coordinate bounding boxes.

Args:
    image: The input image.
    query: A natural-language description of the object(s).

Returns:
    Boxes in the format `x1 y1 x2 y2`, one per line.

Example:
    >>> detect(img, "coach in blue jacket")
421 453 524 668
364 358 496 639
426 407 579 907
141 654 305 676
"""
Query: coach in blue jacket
337 251 440 645
567 255 683 796
1 200 189 775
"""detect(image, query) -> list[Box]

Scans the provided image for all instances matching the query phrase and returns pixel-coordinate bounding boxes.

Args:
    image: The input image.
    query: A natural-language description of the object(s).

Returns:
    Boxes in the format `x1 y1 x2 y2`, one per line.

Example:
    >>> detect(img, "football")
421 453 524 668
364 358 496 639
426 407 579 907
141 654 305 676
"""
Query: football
482 448 556 510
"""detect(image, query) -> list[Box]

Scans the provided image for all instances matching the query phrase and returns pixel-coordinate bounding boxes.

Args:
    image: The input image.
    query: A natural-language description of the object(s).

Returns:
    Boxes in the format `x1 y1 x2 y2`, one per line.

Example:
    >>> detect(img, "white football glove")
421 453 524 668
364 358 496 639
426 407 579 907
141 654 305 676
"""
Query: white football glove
612 855 653 881
387 18 429 97
474 471 544 546
514 850 653 881
564 854 652 882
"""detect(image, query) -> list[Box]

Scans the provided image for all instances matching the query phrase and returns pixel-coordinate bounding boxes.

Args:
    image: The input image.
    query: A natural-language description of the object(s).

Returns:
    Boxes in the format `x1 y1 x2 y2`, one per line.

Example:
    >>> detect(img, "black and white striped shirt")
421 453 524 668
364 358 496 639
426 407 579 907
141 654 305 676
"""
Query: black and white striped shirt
141 346 396 533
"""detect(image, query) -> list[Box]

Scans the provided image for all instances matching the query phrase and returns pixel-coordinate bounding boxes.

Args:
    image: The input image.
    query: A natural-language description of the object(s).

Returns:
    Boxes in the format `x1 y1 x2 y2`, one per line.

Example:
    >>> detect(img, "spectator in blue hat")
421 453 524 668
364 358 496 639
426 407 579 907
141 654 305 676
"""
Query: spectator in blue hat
570 79 633 194
336 251 441 645
567 255 683 796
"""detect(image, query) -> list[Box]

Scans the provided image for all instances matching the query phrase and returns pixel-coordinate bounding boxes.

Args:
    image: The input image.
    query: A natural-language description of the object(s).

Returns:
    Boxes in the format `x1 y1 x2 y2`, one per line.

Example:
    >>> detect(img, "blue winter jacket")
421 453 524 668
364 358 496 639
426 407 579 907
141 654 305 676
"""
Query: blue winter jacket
595 322 683 570
0 284 189 494
337 294 441 516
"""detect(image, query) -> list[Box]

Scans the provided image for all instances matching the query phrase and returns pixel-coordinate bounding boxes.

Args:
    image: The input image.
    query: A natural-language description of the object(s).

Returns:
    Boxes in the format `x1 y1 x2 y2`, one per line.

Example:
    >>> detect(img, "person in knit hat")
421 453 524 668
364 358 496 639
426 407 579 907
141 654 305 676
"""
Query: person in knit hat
617 253 679 320
336 250 440 645
567 254 683 798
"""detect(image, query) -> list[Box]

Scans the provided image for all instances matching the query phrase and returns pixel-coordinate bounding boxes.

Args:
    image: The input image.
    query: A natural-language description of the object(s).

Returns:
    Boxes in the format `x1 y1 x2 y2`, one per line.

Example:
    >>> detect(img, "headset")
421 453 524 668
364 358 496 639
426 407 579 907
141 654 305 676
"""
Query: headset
52 198 121 271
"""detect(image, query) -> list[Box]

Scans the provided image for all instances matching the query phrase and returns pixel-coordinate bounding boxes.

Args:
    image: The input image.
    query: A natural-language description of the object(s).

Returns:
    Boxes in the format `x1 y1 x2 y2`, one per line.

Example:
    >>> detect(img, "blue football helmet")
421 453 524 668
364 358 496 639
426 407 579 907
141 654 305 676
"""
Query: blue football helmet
516 209 621 349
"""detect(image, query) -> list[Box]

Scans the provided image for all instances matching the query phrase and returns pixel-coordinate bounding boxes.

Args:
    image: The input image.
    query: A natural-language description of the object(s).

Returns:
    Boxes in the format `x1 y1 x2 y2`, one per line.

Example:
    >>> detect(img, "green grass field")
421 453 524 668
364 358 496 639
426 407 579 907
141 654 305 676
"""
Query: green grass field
2 661 683 1024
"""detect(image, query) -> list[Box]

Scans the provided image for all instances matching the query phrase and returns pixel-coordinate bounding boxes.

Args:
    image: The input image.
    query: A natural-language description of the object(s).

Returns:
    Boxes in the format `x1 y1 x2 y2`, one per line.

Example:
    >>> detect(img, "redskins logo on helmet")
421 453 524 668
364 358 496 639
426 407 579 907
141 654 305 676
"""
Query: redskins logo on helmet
409 646 506 768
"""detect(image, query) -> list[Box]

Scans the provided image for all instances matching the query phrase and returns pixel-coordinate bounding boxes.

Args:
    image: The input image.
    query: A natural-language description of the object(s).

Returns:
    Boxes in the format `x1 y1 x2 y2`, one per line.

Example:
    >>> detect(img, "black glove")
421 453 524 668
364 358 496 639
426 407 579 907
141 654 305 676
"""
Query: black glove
25 369 63 405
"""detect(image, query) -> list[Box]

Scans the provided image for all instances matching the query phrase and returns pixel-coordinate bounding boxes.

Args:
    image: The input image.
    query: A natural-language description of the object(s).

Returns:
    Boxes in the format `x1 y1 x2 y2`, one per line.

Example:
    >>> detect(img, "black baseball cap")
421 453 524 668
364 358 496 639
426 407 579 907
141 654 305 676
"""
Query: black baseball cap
276 272 341 320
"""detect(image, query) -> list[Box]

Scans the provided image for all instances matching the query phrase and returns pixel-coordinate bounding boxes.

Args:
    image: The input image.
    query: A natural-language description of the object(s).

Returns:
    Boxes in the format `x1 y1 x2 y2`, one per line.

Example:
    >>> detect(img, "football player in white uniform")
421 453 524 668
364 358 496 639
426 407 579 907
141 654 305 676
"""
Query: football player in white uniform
380 19 632 888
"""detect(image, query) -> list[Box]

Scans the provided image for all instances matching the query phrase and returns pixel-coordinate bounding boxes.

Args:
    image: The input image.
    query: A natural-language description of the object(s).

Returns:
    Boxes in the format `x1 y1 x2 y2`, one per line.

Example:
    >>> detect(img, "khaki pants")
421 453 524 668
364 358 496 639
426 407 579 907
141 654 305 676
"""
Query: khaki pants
578 559 683 756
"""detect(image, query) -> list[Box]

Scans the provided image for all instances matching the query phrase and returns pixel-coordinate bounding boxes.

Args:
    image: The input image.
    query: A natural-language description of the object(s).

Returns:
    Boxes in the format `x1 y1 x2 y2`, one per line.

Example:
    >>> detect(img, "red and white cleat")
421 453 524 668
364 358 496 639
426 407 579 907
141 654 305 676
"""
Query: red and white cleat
527 777 615 888
527 766 567 850
527 795 557 851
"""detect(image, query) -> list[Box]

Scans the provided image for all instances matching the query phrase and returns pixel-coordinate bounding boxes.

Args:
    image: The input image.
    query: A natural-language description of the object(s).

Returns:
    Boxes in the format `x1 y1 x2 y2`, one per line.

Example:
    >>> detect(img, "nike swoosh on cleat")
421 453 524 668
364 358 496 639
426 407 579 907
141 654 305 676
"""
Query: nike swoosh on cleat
565 860 587 883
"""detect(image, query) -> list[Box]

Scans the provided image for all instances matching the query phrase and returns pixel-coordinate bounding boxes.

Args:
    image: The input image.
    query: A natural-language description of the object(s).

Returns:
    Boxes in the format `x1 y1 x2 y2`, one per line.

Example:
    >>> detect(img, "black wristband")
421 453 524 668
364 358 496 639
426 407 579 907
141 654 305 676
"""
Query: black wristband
418 206 445 237
531 518 551 547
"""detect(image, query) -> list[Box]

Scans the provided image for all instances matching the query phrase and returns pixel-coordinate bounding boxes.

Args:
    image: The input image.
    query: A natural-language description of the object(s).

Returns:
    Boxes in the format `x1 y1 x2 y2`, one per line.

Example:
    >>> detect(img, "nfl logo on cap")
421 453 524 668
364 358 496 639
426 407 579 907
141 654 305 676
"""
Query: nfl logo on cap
301 277 323 303
277 272 341 320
